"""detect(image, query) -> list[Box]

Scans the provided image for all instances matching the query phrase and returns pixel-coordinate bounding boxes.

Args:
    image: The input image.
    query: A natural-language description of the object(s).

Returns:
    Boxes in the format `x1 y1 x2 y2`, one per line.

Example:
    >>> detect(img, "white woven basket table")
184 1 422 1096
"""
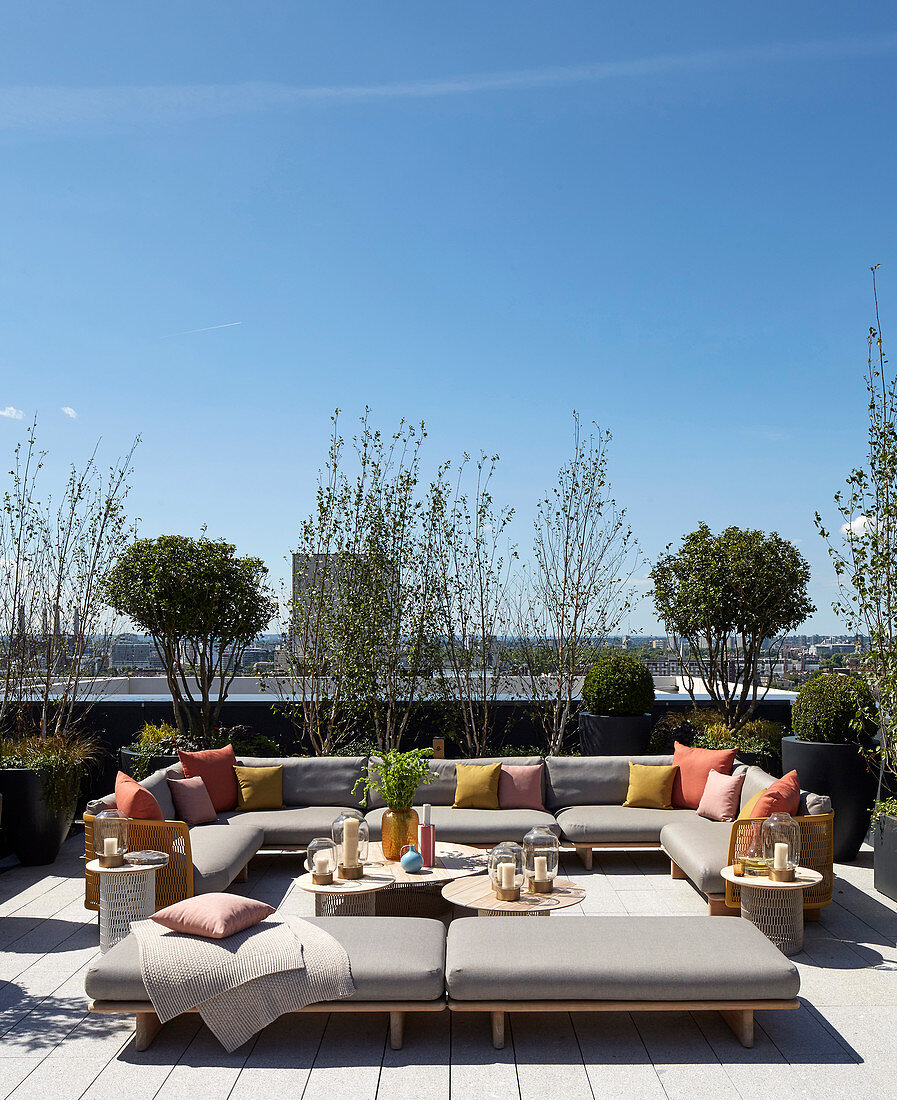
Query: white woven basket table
721 865 823 955
86 857 169 954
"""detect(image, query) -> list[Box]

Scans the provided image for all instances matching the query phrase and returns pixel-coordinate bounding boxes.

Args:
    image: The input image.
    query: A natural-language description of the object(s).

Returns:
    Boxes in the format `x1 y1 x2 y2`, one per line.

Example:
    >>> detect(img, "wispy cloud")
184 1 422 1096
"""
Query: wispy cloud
161 321 243 339
60 405 77 418
842 515 870 535
1 33 896 130
1 406 24 419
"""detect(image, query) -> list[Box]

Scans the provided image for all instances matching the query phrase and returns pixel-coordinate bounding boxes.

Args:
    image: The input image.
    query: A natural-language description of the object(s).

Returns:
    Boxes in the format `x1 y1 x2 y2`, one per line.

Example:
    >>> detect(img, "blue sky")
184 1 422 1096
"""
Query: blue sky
2 2 896 633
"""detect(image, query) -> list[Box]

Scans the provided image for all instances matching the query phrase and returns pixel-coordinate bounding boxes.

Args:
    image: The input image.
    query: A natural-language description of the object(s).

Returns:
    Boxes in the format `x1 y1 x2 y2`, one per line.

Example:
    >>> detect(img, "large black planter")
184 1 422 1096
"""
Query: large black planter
781 735 878 862
0 768 75 865
579 713 653 756
119 747 178 778
874 814 897 902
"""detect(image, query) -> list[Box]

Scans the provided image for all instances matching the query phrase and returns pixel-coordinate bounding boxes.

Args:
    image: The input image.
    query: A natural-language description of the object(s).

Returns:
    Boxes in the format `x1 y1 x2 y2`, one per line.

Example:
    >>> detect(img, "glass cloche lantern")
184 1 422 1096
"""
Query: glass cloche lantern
93 809 129 867
306 837 337 885
523 825 559 893
761 812 801 881
489 841 524 900
332 810 369 879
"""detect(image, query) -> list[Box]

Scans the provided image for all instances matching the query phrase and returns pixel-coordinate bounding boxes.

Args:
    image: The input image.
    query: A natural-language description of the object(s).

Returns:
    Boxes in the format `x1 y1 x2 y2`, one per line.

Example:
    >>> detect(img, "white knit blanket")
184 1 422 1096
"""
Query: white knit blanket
131 916 356 1052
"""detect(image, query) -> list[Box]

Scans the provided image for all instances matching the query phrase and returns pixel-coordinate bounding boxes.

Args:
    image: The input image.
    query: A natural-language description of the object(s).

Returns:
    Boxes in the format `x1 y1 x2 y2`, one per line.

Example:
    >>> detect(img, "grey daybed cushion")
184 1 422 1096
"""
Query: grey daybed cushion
556 805 697 845
220 806 362 847
237 757 367 810
659 817 733 895
188 822 264 894
545 755 674 812
85 916 446 1003
364 805 559 845
445 915 800 1002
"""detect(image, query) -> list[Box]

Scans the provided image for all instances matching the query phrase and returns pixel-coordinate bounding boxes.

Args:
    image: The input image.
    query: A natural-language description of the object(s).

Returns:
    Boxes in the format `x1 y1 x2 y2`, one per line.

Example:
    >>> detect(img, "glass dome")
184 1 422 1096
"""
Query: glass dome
306 837 337 884
523 826 559 891
761 812 800 879
489 841 524 898
332 810 369 878
93 809 129 866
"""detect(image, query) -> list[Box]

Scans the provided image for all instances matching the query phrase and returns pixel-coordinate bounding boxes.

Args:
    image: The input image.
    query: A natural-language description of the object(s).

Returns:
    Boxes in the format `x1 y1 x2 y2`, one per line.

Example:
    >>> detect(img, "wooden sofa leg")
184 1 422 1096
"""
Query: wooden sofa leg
670 860 686 880
491 1010 506 1049
707 894 739 917
576 846 593 871
721 1008 754 1048
235 863 249 883
389 1011 405 1050
135 1011 162 1051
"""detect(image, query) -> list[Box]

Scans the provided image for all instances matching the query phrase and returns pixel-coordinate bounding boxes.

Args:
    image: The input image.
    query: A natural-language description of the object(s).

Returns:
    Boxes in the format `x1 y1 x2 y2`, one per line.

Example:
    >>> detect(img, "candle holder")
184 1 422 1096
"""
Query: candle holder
332 810 368 880
307 837 337 885
523 825 559 894
93 809 129 868
761 812 800 882
489 841 524 902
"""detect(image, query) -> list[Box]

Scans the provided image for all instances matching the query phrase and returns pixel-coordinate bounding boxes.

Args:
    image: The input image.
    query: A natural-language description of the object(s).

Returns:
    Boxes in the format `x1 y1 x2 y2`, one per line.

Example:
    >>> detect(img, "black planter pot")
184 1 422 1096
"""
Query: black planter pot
874 814 897 902
781 735 878 862
0 768 76 865
579 713 653 756
119 747 178 778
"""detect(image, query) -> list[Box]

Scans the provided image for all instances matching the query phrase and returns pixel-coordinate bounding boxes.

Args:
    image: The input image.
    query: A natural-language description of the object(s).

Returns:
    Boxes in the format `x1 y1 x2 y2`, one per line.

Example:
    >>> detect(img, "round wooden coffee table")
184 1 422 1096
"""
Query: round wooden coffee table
442 873 585 917
721 865 823 955
296 870 395 916
366 842 488 916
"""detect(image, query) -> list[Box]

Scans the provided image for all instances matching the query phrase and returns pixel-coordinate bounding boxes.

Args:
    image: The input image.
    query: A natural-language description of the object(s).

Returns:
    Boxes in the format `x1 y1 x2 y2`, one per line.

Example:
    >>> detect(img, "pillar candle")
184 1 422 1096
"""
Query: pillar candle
343 817 359 866
103 837 118 857
314 851 330 874
774 842 789 871
534 855 548 880
499 861 514 890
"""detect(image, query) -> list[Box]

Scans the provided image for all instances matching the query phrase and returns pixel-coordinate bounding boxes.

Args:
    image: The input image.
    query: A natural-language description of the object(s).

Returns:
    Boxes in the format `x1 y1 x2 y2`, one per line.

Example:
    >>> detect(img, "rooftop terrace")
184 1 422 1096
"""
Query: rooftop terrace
1 836 896 1100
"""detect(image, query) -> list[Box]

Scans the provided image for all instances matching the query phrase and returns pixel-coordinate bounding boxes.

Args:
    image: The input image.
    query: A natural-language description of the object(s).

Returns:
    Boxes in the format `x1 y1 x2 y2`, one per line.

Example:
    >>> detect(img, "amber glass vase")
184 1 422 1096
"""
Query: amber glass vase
381 807 420 862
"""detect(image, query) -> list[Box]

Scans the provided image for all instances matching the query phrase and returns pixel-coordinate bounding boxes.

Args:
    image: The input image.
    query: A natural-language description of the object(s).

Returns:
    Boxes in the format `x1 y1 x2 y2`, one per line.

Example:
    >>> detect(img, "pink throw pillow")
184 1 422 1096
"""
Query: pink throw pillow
151 894 275 939
178 744 239 812
168 775 217 825
498 764 545 811
696 768 746 822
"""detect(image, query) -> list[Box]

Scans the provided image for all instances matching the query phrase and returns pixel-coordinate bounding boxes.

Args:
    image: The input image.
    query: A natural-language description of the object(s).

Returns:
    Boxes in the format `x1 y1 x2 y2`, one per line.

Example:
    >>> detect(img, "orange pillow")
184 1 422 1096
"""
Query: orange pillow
115 771 163 820
178 745 239 812
671 742 738 809
750 770 800 818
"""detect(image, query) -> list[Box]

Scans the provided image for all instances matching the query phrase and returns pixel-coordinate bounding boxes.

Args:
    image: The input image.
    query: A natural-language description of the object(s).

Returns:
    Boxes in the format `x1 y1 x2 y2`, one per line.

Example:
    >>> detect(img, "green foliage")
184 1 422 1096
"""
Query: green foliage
581 651 655 717
137 721 180 747
353 748 436 809
873 797 897 823
791 674 879 745
0 733 98 814
693 719 784 759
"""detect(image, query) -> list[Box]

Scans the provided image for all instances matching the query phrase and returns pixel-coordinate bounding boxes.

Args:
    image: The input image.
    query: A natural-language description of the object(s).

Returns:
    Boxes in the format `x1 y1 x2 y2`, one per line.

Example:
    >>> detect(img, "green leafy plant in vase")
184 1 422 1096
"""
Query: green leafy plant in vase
354 748 436 861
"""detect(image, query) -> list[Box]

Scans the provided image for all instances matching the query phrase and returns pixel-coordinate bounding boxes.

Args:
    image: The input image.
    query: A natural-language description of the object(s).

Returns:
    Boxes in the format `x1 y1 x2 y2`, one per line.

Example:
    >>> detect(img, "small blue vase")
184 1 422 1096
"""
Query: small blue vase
400 844 424 873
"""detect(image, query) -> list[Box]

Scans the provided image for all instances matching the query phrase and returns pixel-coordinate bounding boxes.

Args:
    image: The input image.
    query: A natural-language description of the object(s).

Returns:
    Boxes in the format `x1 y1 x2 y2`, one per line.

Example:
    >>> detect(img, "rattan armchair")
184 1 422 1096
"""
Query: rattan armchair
725 812 834 913
83 813 194 912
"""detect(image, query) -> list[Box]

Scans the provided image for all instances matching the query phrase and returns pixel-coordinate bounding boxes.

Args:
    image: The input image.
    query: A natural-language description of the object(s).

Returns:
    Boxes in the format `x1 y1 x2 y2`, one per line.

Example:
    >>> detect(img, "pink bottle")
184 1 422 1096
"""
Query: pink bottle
419 803 435 868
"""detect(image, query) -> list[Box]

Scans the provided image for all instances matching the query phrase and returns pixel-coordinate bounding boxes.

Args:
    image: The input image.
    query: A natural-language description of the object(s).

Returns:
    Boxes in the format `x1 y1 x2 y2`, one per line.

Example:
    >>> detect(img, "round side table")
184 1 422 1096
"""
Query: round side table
721 865 823 955
296 871 395 916
441 873 585 917
86 857 169 954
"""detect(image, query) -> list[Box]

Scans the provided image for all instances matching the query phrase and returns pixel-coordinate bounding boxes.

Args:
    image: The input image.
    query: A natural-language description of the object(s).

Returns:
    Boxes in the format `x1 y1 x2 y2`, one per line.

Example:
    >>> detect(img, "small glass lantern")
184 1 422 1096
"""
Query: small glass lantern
523 826 559 893
332 810 369 880
489 841 524 901
762 812 801 882
306 836 337 885
93 809 129 867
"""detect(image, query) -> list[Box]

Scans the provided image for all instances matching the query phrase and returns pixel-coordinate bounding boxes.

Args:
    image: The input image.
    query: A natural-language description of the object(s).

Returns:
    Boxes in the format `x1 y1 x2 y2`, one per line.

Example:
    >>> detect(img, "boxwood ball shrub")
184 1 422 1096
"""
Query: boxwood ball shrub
791 674 878 745
581 652 655 717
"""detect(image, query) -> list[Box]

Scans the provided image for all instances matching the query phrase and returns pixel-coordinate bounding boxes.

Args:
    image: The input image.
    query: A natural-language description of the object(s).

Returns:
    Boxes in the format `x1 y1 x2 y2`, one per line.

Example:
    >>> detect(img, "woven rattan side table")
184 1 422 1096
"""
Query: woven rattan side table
721 865 823 955
296 871 395 916
86 856 169 954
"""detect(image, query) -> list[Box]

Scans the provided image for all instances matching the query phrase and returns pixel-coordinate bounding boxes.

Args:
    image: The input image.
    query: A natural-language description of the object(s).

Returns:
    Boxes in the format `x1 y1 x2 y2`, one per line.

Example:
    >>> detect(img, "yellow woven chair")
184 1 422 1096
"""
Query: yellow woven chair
725 812 834 914
83 813 194 912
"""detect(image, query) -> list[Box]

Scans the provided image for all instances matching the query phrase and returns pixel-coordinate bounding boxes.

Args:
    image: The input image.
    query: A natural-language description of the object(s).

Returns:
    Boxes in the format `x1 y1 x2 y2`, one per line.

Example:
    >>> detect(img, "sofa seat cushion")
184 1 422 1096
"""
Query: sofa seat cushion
85 916 446 1004
556 804 697 844
365 806 559 845
445 915 799 1002
659 817 732 895
188 822 264 894
221 806 360 847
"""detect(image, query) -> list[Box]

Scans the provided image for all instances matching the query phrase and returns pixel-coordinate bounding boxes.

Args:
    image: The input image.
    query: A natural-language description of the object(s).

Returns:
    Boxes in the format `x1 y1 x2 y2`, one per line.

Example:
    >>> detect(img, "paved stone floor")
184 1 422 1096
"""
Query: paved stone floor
1 834 896 1099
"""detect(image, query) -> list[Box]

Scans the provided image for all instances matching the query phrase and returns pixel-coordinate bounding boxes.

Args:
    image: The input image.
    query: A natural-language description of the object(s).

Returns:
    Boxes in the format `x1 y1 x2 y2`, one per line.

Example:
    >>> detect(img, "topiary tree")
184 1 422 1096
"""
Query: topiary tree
581 652 655 716
651 523 814 731
103 534 276 742
792 674 879 745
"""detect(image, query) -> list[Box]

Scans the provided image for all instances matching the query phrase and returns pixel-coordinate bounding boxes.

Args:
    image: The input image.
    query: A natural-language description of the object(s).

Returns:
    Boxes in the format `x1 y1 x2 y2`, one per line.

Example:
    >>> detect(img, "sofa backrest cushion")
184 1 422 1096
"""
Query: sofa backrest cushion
237 756 367 809
739 763 831 816
545 754 674 811
365 757 543 809
140 764 181 820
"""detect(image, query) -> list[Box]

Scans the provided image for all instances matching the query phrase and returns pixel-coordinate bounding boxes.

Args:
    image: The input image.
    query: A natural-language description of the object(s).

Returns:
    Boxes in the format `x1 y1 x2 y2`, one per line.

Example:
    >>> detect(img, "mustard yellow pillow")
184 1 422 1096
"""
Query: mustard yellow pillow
737 789 767 820
233 765 283 811
623 763 678 809
453 762 501 809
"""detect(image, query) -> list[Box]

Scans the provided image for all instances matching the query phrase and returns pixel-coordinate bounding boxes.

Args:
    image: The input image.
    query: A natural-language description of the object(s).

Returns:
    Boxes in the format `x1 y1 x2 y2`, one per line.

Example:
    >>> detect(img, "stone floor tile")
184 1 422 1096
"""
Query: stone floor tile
449 1012 519 1100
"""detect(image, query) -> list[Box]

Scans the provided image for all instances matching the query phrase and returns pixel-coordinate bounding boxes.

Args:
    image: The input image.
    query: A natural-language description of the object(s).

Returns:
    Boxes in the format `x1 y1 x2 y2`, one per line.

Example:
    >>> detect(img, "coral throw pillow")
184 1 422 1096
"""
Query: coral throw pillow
696 768 746 822
234 764 284 810
623 763 679 809
671 742 738 809
168 775 217 825
498 764 545 811
453 762 502 809
178 745 239 812
114 771 163 820
750 770 801 818
151 894 275 939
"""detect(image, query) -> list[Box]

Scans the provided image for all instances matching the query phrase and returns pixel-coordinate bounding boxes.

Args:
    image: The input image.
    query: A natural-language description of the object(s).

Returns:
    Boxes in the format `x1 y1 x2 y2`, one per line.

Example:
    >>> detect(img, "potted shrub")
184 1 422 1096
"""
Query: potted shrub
873 796 897 902
119 721 185 780
353 748 436 861
579 651 655 755
692 718 785 774
0 733 98 865
783 674 879 862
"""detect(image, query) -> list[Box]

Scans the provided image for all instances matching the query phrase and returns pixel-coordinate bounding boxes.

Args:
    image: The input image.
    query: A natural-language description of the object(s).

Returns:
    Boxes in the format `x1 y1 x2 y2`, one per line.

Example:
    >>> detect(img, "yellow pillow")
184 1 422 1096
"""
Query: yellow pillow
233 765 283 811
623 763 678 809
737 789 767 820
453 761 502 809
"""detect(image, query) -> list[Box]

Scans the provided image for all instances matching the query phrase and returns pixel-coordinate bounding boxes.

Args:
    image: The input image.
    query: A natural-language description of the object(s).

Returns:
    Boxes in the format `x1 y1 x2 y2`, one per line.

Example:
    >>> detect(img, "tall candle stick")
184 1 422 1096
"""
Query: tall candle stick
499 862 514 890
343 817 359 866
773 842 789 871
534 855 548 880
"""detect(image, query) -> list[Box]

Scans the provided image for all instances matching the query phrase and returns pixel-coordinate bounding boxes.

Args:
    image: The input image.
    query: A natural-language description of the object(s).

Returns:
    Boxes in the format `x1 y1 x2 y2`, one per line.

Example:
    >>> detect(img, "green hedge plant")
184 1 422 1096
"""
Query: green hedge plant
791 674 878 745
581 652 655 717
